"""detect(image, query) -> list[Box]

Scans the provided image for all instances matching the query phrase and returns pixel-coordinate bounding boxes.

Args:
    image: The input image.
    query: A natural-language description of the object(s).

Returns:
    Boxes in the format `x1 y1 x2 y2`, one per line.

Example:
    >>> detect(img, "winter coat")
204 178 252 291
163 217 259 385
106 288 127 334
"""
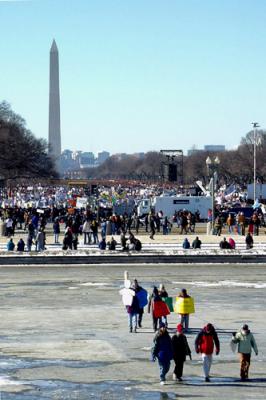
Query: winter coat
182 239 190 249
232 329 258 355
7 240 15 251
152 331 173 363
36 231 45 248
53 221 60 234
99 240 106 250
195 326 220 355
148 294 161 314
172 333 191 361
192 238 201 249
228 238 235 249
17 239 25 252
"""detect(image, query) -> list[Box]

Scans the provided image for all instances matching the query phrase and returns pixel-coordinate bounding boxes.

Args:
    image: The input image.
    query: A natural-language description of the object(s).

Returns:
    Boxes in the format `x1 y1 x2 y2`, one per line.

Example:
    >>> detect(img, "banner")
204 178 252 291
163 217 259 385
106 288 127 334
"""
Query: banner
161 297 174 312
136 289 148 308
153 300 170 318
76 197 88 209
174 297 195 314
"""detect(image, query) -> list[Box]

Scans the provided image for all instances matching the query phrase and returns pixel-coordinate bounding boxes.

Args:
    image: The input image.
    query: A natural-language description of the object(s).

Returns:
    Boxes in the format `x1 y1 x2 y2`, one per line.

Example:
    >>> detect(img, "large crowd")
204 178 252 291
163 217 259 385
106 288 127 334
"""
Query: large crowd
0 183 265 253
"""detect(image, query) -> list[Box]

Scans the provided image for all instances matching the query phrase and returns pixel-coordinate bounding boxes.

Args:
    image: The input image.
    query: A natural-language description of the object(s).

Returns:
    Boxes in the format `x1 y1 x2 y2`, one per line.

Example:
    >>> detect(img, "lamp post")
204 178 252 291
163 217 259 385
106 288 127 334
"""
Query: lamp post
206 156 220 234
252 122 259 204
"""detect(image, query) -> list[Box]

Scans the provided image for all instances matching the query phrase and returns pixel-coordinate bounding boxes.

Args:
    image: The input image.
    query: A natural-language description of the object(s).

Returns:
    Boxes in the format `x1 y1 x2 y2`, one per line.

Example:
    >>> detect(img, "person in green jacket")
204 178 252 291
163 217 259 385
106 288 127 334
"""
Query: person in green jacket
231 324 258 381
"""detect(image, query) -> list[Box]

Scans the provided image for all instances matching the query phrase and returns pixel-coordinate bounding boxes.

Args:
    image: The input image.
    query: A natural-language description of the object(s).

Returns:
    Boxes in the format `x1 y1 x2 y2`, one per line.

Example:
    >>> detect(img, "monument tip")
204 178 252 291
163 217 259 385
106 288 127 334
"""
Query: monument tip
50 39 58 53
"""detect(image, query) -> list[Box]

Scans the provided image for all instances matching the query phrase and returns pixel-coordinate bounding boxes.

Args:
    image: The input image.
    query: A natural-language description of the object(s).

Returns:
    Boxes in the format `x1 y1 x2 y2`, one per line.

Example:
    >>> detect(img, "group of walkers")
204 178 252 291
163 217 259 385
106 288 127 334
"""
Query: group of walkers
120 278 259 385
152 321 258 384
214 210 264 237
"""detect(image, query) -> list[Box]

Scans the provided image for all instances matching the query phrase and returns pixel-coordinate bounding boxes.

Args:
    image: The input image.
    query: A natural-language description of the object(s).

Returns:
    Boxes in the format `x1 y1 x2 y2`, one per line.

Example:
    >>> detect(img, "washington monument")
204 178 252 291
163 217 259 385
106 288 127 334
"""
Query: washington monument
48 39 61 167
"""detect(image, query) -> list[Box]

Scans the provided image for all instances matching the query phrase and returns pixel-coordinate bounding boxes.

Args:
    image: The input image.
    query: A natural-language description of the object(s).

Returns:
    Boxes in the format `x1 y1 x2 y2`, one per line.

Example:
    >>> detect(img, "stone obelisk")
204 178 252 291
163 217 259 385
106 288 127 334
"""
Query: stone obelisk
48 39 61 169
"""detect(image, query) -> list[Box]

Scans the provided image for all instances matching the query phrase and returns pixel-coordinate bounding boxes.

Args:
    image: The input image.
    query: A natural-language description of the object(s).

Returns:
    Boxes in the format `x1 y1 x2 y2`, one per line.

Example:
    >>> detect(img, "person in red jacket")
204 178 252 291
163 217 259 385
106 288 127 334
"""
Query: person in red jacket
195 323 220 382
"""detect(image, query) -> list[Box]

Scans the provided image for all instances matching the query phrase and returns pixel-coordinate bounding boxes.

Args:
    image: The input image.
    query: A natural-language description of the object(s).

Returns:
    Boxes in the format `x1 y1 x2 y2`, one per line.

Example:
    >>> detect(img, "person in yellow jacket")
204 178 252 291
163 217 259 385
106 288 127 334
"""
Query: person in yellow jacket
178 289 191 332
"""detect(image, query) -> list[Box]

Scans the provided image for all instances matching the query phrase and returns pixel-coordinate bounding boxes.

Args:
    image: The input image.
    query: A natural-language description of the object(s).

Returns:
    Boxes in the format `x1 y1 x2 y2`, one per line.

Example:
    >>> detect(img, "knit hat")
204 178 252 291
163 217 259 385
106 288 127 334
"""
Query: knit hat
176 323 183 333
159 322 166 329
242 324 249 331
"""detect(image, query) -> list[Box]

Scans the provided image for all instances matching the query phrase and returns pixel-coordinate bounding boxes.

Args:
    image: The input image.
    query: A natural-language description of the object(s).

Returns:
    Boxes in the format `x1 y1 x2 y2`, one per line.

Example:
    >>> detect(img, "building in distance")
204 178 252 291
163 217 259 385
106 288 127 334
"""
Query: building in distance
187 145 226 156
60 150 110 175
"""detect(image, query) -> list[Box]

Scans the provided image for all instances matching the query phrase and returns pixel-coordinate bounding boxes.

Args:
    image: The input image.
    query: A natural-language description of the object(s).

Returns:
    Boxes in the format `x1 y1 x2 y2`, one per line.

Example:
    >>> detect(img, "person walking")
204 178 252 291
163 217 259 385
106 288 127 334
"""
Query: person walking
149 215 156 240
227 214 234 234
35 228 46 252
126 288 140 333
195 323 220 382
158 284 169 326
214 216 222 236
172 323 191 381
231 324 258 381
148 287 170 332
53 218 60 244
177 288 191 332
151 322 173 385
238 212 246 236
132 279 148 328
82 219 91 245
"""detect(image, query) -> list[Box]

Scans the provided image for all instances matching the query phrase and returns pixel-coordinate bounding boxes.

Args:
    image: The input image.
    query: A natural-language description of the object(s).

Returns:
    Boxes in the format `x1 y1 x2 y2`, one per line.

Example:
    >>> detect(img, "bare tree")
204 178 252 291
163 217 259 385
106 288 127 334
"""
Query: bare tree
0 102 57 180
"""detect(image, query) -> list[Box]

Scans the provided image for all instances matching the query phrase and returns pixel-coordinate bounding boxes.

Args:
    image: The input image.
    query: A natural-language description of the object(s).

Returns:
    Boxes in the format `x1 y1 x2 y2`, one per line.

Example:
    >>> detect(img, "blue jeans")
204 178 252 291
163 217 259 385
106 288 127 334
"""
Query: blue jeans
128 313 137 330
180 314 189 331
158 360 171 381
111 223 116 235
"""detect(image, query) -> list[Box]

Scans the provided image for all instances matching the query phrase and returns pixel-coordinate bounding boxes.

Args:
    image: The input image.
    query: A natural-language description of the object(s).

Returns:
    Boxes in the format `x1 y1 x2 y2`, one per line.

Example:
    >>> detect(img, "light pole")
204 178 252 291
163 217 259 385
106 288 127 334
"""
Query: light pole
252 122 259 204
206 156 220 234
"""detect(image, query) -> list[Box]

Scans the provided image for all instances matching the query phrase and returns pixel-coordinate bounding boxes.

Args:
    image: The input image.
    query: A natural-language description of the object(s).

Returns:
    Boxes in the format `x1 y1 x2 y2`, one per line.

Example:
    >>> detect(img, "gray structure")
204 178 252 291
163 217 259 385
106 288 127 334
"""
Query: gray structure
48 40 61 168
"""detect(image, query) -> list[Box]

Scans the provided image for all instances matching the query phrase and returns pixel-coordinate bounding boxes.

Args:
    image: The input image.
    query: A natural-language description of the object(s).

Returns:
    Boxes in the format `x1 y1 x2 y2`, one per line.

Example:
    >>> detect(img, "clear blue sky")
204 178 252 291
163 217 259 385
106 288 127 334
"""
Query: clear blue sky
1 0 266 155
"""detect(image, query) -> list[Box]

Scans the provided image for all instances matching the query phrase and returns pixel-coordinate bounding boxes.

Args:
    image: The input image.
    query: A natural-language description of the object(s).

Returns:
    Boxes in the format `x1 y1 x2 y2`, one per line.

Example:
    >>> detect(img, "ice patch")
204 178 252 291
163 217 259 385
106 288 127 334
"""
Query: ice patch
79 282 108 287
0 376 22 386
68 287 79 290
141 347 152 351
173 280 266 289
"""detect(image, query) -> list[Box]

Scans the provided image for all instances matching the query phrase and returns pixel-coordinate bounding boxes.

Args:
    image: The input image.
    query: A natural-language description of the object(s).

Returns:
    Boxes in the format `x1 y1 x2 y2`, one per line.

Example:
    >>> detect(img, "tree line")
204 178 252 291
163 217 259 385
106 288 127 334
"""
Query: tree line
1 102 265 186
0 102 57 182
86 130 266 186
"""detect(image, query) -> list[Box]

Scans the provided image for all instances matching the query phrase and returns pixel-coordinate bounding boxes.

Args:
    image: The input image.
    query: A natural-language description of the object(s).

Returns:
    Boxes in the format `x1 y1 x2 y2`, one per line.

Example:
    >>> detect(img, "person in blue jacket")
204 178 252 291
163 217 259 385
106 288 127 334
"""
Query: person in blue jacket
182 238 191 249
151 322 173 385
7 238 15 251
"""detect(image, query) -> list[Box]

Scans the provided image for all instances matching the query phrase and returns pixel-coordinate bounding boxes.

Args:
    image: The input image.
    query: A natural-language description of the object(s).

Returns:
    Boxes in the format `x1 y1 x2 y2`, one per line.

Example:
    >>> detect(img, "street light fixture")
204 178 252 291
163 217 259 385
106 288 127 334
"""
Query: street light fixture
206 156 220 234
252 122 260 204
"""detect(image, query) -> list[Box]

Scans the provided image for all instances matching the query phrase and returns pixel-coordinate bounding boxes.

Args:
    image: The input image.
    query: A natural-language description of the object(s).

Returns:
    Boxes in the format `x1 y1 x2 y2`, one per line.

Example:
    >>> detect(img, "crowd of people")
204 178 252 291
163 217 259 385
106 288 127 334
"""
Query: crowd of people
0 182 264 254
214 210 264 237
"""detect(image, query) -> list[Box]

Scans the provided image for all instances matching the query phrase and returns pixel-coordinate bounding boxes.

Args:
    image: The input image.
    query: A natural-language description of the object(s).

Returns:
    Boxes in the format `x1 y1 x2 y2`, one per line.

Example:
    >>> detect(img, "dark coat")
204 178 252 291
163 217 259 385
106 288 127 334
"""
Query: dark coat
172 333 191 361
152 331 173 363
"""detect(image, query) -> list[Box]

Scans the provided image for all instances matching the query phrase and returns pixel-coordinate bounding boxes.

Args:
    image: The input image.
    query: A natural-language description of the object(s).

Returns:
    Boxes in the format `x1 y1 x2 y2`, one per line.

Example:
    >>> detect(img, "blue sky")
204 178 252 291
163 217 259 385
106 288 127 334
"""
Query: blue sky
1 0 266 155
